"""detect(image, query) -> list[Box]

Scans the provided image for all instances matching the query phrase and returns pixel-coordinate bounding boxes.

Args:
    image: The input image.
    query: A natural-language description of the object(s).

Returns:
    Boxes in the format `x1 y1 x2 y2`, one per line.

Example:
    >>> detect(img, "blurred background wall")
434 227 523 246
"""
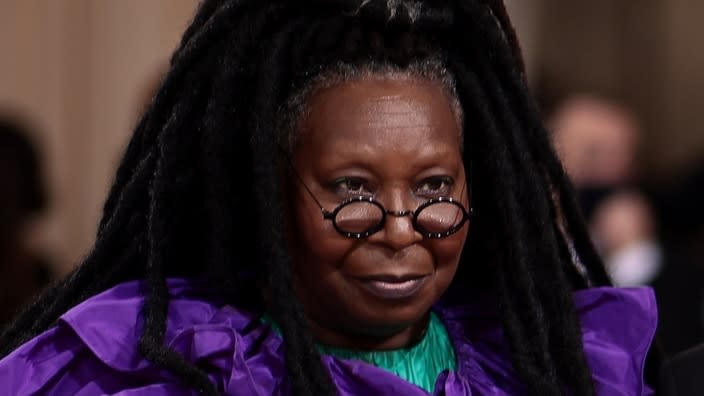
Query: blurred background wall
509 0 704 180
0 0 199 273
1 0 703 277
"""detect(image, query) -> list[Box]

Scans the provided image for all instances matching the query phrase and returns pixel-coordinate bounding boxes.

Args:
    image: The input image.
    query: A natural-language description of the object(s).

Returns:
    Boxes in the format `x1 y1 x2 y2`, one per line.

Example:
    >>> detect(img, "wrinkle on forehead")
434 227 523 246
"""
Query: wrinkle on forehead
299 79 461 162
279 59 464 154
350 94 436 130
308 78 454 129
293 79 463 186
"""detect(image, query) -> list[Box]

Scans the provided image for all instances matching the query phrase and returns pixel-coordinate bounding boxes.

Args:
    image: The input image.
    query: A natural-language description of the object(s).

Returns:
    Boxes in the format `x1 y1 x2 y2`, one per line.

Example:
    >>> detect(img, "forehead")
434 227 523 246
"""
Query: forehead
297 78 462 158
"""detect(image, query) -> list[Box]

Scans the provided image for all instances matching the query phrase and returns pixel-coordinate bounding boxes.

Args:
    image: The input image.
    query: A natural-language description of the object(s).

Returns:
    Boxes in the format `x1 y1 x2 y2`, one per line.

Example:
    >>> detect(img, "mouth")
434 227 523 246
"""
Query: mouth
353 274 431 300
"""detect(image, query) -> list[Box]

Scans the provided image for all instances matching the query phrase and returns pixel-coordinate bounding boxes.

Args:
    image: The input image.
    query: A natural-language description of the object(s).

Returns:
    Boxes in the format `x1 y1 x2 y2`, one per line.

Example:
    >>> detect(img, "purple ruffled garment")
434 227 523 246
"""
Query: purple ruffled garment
0 278 656 395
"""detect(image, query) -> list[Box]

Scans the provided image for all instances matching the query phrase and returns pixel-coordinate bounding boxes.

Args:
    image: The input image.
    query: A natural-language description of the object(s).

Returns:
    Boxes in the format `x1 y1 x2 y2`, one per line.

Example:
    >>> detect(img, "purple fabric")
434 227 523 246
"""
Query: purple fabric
0 279 656 395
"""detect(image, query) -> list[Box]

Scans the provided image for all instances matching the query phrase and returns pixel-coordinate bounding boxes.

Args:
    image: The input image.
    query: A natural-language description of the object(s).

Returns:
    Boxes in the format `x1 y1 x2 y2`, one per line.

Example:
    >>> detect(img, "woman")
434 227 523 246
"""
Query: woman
0 1 655 395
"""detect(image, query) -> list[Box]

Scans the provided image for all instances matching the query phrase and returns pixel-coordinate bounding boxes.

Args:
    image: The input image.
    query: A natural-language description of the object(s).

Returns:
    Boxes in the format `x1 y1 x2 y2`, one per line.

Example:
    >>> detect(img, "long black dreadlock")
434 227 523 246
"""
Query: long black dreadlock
1 1 614 395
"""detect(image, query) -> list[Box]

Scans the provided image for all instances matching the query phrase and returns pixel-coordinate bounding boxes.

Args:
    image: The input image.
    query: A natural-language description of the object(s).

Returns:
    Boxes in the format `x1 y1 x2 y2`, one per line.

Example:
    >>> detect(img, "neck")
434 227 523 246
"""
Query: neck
306 312 431 350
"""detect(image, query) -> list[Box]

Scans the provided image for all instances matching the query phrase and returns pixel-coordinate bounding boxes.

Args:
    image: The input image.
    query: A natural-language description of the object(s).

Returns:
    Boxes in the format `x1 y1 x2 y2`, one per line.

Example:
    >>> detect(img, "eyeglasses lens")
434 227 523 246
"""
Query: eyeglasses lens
415 202 464 233
335 202 384 234
334 201 465 235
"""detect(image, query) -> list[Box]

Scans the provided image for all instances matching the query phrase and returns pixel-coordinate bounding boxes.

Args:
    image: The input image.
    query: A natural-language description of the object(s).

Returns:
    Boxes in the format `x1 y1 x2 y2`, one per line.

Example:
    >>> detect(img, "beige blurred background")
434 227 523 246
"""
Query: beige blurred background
1 1 703 275
1 1 198 274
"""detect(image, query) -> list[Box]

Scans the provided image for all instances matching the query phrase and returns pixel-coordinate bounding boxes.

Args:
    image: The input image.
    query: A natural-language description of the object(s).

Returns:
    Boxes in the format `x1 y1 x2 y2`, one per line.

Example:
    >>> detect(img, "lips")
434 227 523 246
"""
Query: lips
354 274 430 300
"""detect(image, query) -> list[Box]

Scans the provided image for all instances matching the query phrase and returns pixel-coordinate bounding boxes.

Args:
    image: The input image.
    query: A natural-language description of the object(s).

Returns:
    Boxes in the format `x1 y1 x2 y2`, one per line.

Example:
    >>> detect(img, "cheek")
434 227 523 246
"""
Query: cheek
432 225 468 265
291 196 355 269
429 228 467 292
431 225 466 275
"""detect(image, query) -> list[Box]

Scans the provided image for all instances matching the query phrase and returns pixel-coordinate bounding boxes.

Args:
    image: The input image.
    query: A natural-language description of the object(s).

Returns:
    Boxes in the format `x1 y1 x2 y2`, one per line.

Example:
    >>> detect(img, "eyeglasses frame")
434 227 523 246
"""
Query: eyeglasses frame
320 195 473 239
281 148 475 239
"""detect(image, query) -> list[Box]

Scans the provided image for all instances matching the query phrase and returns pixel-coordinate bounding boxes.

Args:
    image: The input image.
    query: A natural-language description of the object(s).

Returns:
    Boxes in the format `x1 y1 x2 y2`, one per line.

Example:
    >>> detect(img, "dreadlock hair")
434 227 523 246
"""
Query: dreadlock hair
1 1 613 395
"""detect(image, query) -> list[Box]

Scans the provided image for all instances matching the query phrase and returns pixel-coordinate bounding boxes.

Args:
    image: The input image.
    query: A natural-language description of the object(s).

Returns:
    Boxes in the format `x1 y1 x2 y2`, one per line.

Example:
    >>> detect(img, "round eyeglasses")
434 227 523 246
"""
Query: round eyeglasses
319 195 473 239
282 154 474 239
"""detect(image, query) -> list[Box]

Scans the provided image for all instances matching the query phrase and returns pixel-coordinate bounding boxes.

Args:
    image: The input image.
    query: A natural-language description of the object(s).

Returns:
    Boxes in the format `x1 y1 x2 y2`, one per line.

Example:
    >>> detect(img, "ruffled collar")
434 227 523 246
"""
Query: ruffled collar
263 311 457 393
0 278 657 395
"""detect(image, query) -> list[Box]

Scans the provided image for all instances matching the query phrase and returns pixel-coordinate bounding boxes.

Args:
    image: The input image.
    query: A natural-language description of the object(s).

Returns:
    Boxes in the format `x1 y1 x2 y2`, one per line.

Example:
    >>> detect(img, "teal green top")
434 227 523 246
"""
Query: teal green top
261 312 457 393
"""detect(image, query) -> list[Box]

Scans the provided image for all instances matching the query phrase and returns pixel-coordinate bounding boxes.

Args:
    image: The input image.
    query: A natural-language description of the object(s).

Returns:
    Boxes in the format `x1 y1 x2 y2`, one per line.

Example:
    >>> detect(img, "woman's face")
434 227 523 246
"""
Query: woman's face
288 77 468 349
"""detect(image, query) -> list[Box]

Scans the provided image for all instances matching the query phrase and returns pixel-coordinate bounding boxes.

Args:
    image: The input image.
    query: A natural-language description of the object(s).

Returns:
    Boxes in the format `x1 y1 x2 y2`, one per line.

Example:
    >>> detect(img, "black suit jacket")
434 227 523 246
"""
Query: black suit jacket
661 344 704 395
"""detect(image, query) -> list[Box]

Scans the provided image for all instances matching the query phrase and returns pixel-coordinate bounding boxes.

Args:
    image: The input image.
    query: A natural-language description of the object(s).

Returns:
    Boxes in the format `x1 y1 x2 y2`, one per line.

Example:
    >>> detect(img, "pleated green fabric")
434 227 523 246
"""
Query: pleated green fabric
261 311 457 393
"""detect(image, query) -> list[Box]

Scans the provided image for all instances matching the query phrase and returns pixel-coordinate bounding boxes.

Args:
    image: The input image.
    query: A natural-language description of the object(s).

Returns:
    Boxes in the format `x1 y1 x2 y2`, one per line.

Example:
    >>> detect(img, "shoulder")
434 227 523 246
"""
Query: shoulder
437 287 657 395
0 278 285 395
574 287 656 395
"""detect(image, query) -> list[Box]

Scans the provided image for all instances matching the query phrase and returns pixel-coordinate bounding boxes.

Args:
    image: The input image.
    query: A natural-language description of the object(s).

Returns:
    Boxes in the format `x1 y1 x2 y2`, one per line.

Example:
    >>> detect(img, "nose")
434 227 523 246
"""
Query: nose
368 192 423 250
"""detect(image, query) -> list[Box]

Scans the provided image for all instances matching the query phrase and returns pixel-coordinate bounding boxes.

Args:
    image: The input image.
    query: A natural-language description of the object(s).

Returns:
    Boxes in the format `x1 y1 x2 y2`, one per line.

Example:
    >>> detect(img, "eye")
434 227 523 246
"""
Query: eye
331 177 373 197
415 176 454 198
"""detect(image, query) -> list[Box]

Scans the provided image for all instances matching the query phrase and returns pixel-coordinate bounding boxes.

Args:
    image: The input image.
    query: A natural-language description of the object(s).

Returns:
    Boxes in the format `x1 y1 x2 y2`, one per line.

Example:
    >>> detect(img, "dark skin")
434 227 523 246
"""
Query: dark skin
288 77 469 350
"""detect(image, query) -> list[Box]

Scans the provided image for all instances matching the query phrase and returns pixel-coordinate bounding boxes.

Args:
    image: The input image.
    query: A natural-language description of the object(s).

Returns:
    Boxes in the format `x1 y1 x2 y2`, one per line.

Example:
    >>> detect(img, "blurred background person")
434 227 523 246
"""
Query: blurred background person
550 94 704 356
550 94 662 287
0 116 54 328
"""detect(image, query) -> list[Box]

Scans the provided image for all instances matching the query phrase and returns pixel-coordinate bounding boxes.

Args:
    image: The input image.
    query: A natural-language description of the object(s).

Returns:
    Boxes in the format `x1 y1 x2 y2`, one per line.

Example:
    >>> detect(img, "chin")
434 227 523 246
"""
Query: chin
353 299 432 333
